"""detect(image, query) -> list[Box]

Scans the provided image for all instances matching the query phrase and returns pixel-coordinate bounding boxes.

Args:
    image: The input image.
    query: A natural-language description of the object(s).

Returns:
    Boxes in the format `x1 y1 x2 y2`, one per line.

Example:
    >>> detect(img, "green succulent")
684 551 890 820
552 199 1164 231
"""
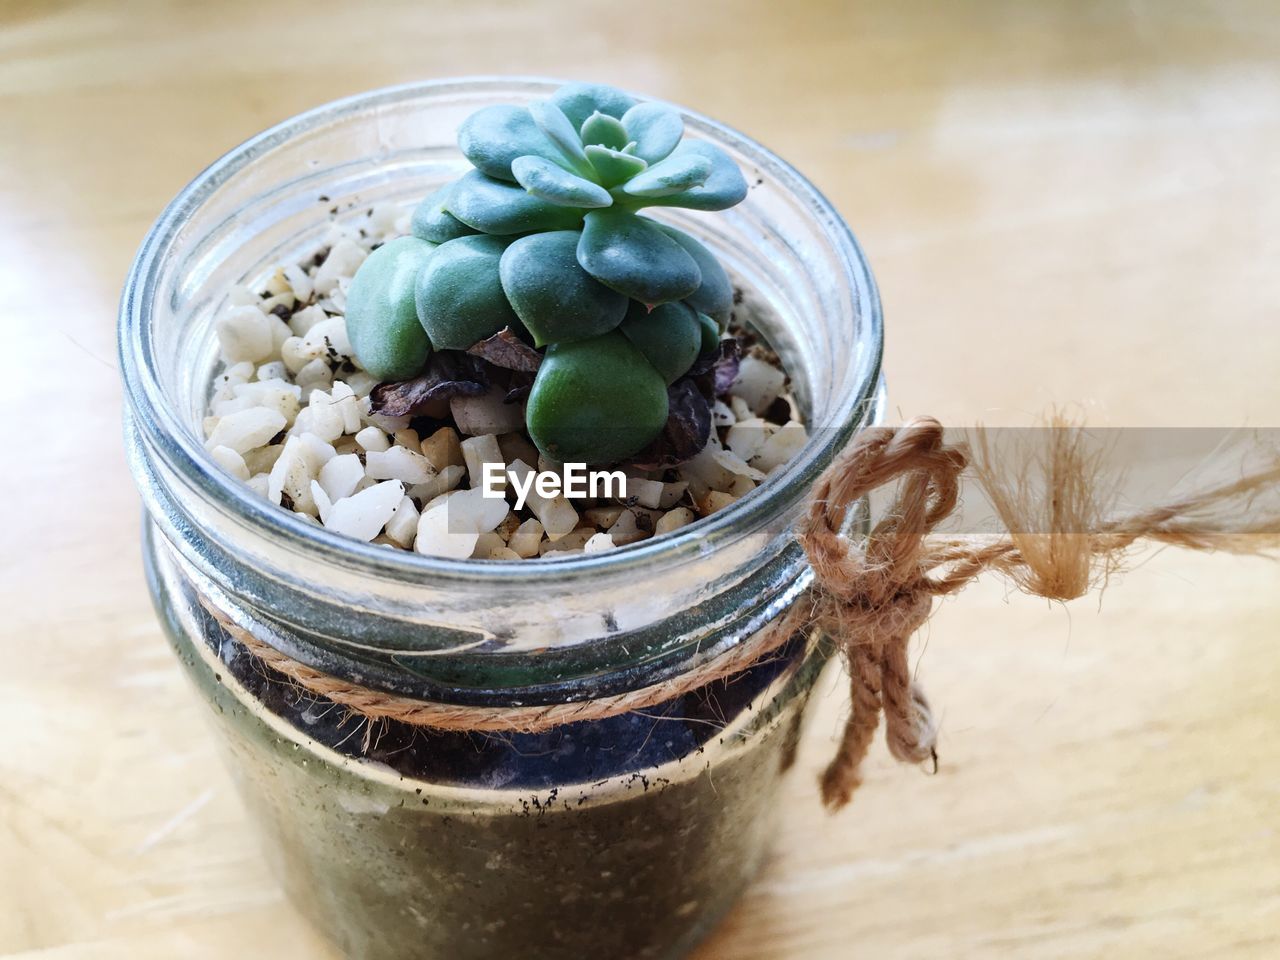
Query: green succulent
345 81 747 464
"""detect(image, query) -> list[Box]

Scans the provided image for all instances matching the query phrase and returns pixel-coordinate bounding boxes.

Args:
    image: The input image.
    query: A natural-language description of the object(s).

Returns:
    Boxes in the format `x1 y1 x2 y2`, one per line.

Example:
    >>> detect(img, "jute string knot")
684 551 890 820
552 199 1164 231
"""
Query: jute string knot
796 417 967 808
199 414 1279 812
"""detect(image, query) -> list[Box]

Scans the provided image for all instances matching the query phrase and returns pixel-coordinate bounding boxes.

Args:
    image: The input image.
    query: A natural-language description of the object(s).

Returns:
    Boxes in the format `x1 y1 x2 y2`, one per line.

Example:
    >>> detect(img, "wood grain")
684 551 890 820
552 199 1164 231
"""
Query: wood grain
2 1 1277 957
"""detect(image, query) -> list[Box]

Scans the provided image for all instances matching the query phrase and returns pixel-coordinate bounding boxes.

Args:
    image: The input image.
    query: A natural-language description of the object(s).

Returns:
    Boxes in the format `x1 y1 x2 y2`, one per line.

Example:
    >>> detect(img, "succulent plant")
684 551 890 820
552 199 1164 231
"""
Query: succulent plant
346 81 747 464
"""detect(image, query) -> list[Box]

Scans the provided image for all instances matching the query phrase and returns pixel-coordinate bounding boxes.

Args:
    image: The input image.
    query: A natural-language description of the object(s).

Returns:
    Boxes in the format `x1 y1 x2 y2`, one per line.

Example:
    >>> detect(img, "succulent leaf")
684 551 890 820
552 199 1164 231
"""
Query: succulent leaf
577 210 702 305
510 156 613 209
619 300 702 385
585 144 648 188
620 102 684 164
636 141 748 211
526 331 668 464
457 105 563 182
411 185 479 243
414 235 524 350
447 170 584 235
550 82 637 130
345 237 436 381
528 99 591 172
622 150 713 198
499 231 628 347
580 111 630 150
695 311 721 355
658 225 734 327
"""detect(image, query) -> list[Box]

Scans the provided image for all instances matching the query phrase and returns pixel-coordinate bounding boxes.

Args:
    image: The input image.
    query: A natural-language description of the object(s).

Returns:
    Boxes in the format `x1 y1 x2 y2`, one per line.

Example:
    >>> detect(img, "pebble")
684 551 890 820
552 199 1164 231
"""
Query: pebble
323 479 405 541
710 448 767 482
730 356 786 414
507 459 578 539
415 503 479 560
752 421 807 472
726 418 772 461
209 445 250 481
461 434 505 490
312 238 367 296
355 425 390 452
472 531 506 559
384 497 420 548
317 453 364 501
204 407 286 455
445 487 511 534
451 385 525 436
407 464 466 503
288 304 327 337
215 306 274 364
310 480 333 522
607 510 648 546
257 360 288 382
268 436 318 514
421 426 464 470
655 507 695 535
507 518 544 558
365 446 437 484
627 477 664 509
583 505 625 528
540 527 596 555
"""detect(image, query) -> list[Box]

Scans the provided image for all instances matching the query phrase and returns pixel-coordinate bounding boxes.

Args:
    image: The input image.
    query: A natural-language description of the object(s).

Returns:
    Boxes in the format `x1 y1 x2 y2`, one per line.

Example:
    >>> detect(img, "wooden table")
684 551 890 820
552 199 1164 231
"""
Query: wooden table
3 1 1277 956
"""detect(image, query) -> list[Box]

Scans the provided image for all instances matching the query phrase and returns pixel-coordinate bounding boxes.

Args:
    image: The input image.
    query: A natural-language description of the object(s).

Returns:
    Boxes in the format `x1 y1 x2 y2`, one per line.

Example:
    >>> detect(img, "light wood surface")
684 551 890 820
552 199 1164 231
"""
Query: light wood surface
3 1 1278 957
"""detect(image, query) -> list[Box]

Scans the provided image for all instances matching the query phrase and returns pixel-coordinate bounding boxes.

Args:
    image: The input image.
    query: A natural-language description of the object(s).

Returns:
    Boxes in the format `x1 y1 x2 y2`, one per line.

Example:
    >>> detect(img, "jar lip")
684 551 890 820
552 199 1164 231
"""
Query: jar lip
119 76 883 587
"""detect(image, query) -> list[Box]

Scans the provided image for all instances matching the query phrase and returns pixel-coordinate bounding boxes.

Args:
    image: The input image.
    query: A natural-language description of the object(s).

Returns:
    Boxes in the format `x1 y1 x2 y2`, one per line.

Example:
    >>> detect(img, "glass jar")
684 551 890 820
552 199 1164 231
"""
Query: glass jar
120 78 883 960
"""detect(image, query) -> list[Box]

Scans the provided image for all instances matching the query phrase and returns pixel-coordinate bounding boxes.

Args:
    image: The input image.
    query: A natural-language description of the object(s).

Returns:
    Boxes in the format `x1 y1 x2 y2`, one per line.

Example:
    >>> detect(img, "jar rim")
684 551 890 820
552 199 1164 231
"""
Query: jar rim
119 76 883 590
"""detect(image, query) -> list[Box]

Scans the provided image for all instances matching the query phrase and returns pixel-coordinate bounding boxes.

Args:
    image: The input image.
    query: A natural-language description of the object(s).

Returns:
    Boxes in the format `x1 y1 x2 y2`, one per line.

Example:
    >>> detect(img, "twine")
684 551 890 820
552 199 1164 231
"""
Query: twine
200 416 1280 810
203 598 810 734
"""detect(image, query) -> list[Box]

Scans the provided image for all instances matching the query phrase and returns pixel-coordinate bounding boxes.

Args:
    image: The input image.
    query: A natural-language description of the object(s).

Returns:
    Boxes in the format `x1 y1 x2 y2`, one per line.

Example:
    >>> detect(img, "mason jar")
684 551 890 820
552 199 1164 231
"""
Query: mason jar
120 78 884 960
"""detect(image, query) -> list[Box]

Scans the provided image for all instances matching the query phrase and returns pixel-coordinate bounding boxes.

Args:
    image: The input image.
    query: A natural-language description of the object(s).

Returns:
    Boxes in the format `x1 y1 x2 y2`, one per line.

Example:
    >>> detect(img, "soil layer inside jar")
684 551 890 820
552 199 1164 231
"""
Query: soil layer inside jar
162 580 824 960
212 607 809 789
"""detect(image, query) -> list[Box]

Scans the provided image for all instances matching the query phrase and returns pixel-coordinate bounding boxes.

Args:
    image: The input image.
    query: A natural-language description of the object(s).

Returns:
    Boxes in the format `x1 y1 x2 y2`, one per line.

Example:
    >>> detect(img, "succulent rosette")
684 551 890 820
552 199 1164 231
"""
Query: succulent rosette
346 81 747 464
